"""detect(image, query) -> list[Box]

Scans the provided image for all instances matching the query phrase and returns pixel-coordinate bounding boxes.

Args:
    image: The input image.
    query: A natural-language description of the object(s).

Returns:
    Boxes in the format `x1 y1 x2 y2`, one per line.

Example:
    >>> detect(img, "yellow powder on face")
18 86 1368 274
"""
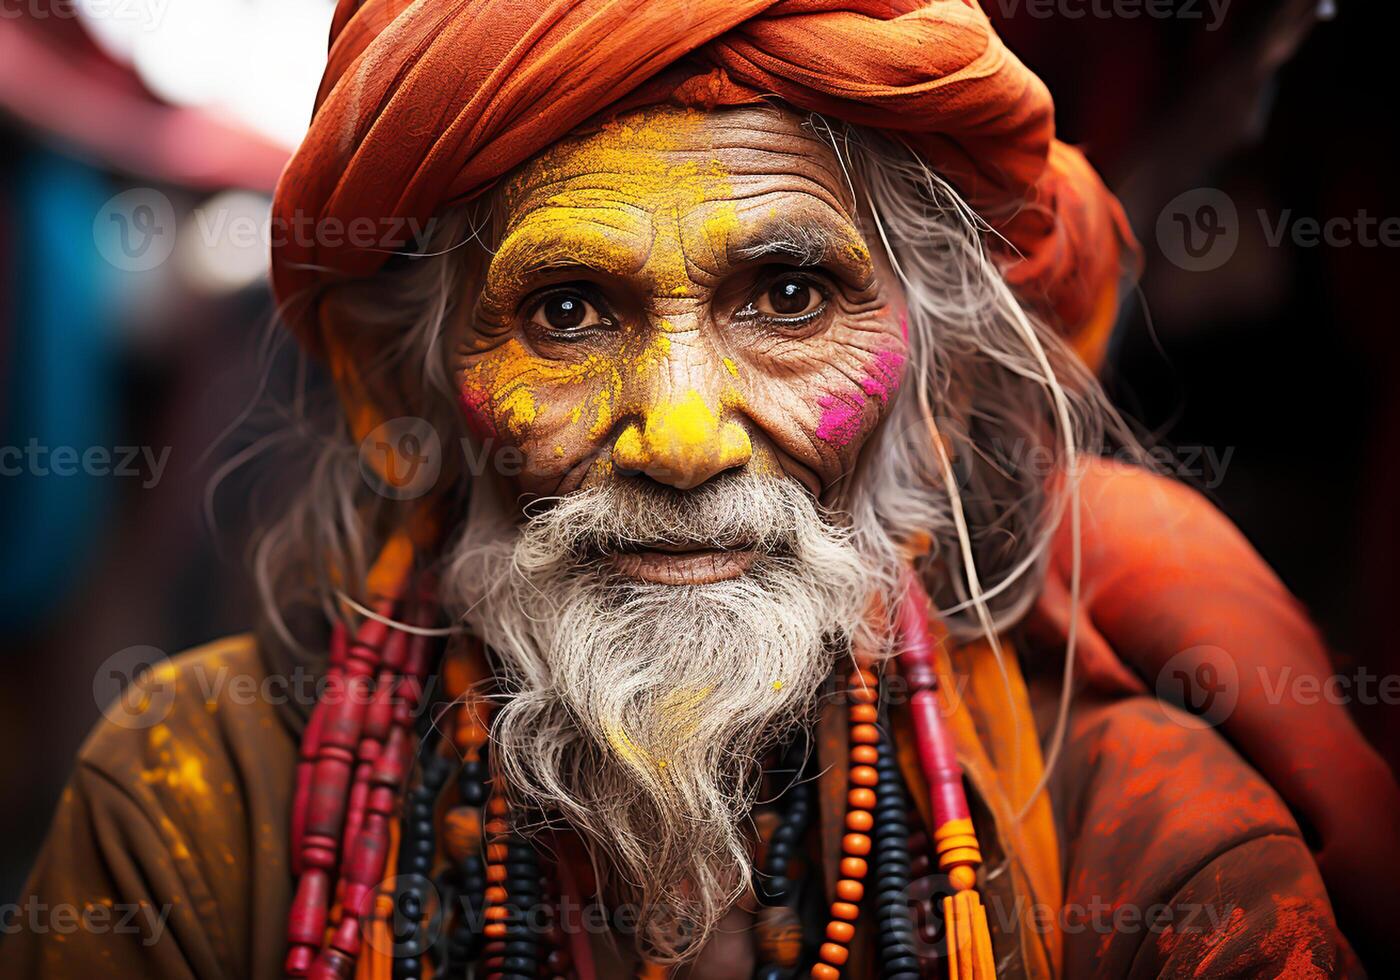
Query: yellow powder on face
503 108 741 300
653 389 720 448
474 108 761 450
464 338 593 437
618 389 751 474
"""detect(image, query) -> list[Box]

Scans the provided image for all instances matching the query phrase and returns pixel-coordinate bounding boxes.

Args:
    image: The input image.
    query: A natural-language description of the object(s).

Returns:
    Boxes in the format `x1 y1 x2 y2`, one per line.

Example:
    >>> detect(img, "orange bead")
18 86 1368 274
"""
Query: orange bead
811 964 840 980
485 886 507 904
848 685 878 705
484 923 507 939
826 921 856 943
853 668 878 686
835 879 864 903
850 723 880 745
846 810 873 832
850 745 878 765
843 833 872 856
840 857 868 879
848 704 878 723
487 864 506 882
950 865 979 891
847 788 876 810
831 901 860 921
819 942 850 966
486 842 508 862
850 765 878 787
485 905 509 921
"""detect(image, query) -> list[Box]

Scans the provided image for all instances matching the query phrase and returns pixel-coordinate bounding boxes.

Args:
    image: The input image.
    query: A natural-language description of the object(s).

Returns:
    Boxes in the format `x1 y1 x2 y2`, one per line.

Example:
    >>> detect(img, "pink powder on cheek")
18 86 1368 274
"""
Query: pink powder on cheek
859 349 905 404
815 394 864 446
815 348 906 447
458 386 499 441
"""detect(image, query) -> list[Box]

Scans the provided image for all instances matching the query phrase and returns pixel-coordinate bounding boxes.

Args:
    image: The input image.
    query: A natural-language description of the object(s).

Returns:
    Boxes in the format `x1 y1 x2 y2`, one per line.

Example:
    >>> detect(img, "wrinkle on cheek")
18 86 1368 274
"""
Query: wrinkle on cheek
813 346 906 447
460 331 678 451
461 338 586 440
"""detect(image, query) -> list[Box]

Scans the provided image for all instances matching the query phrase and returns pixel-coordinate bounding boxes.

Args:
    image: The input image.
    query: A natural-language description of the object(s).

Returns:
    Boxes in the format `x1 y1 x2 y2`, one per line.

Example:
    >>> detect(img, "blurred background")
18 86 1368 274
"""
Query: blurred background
0 0 1395 912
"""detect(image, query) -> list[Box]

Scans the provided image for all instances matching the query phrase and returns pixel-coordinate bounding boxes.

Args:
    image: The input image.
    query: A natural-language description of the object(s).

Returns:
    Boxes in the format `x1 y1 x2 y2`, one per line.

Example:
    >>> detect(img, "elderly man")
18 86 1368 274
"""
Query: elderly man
11 2 1399 979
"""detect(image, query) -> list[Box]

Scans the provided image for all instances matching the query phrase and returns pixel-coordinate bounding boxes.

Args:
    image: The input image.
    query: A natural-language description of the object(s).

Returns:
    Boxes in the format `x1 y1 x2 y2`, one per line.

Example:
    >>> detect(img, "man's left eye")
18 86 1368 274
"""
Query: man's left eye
752 276 825 319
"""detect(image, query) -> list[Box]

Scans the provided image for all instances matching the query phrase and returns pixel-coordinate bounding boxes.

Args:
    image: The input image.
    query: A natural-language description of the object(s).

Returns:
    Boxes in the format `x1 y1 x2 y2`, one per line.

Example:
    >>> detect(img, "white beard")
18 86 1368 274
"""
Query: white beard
442 471 896 959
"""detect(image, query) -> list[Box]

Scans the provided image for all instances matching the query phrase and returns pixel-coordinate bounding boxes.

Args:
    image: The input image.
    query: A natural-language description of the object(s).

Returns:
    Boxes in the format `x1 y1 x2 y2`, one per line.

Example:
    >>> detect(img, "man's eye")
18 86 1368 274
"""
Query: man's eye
529 292 608 333
752 276 825 320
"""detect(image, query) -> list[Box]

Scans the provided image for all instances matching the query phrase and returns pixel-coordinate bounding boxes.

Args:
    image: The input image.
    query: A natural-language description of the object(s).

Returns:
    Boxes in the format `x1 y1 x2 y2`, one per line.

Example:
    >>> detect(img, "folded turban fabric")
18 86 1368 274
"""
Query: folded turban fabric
271 0 1138 368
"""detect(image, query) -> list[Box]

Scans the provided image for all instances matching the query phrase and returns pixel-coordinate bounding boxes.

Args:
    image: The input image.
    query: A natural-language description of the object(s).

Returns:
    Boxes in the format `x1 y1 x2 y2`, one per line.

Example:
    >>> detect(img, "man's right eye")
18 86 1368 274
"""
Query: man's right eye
528 290 611 336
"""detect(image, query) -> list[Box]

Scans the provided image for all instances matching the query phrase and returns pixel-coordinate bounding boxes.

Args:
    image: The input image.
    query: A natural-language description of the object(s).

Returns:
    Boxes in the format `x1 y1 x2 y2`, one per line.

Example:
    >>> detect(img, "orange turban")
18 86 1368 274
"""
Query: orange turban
272 0 1137 368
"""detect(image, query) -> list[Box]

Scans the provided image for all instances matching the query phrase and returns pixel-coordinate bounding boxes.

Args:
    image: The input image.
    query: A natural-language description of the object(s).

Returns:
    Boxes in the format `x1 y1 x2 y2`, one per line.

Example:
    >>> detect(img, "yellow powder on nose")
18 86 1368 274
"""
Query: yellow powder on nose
618 389 751 474
722 357 740 378
653 389 718 449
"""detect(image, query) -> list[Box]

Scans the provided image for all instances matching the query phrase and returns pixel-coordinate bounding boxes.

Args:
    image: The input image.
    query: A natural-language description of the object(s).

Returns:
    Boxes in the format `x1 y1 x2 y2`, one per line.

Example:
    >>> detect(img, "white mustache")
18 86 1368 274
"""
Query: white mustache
514 473 847 572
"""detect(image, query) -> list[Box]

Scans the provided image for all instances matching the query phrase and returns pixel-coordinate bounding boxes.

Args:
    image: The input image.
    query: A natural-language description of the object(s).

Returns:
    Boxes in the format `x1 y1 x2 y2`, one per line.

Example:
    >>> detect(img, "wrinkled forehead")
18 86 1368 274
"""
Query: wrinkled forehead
502 104 855 217
489 104 871 291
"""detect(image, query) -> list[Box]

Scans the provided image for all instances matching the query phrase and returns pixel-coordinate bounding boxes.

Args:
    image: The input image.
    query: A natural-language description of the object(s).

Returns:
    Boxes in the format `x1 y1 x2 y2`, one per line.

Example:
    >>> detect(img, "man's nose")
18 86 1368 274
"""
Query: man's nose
612 387 752 490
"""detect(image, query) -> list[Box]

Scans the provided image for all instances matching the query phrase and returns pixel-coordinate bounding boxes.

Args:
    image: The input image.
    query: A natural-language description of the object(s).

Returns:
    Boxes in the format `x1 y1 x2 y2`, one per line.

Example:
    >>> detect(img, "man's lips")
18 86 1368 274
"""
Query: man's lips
605 545 758 584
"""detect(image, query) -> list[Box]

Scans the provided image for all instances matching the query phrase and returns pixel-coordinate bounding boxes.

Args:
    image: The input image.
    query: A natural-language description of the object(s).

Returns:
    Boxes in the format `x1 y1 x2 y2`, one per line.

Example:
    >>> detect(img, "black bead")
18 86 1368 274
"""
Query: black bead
883 955 921 973
460 784 487 806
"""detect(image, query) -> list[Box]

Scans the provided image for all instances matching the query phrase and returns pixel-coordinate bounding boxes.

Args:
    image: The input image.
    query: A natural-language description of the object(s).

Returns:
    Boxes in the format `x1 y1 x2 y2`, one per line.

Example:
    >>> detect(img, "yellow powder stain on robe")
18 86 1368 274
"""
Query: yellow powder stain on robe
142 724 211 800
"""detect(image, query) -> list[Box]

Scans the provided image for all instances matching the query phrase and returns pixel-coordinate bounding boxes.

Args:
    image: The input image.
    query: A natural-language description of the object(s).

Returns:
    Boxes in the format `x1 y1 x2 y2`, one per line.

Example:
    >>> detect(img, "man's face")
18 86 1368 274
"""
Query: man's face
456 105 908 575
445 108 908 950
